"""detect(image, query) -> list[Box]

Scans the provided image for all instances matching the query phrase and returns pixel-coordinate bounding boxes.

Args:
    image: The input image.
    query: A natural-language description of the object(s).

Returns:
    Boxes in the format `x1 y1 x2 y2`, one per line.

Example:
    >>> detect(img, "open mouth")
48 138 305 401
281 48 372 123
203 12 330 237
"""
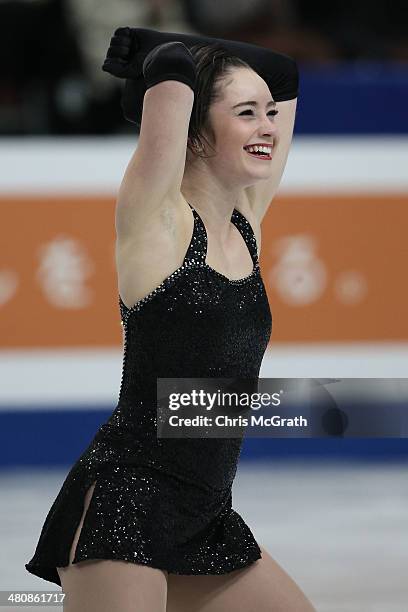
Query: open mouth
243 145 272 160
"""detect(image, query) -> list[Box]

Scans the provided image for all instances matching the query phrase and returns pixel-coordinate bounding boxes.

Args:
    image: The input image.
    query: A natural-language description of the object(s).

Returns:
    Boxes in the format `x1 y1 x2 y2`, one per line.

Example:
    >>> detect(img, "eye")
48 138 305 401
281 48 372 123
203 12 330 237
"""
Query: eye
239 109 279 117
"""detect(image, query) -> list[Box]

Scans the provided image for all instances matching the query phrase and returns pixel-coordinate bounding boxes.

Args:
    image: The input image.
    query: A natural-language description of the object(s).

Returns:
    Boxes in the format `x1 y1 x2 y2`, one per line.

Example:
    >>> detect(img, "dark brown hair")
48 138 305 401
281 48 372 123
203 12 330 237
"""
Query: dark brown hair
187 43 252 159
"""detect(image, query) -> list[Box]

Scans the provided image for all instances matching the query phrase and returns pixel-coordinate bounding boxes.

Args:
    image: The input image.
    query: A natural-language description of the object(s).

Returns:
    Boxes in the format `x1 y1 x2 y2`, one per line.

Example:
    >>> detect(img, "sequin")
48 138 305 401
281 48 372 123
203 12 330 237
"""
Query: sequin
25 201 272 586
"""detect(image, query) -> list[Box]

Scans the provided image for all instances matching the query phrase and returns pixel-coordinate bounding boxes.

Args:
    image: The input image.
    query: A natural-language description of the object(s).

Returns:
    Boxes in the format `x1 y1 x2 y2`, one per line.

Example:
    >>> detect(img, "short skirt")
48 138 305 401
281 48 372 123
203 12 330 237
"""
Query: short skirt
25 439 262 586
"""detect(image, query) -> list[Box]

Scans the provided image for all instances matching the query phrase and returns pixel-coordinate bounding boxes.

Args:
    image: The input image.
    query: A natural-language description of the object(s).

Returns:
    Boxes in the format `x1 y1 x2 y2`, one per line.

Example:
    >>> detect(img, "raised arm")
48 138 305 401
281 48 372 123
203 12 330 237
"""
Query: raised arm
117 79 193 237
114 28 299 227
102 35 196 240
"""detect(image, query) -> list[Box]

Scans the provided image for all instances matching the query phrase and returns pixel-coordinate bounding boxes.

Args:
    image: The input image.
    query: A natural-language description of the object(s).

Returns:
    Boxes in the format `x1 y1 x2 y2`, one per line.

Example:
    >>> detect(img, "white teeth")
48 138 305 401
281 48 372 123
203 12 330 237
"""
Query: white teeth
245 145 272 155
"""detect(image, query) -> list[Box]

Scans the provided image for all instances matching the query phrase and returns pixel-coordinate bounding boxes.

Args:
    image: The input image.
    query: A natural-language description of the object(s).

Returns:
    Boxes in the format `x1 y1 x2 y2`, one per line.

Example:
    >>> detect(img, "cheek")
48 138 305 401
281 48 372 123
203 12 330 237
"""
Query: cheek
213 122 247 155
220 143 249 166
211 123 251 165
218 147 245 166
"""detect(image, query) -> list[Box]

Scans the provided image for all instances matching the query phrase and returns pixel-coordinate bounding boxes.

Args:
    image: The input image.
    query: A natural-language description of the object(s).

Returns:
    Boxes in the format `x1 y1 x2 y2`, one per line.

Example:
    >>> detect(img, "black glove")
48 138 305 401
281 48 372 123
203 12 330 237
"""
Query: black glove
102 26 140 79
142 41 196 92
103 27 298 127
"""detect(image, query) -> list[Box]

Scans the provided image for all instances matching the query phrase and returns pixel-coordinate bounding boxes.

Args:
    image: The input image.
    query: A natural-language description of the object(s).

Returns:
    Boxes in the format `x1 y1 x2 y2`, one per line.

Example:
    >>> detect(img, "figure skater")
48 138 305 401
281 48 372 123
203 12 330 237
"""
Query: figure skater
25 27 316 612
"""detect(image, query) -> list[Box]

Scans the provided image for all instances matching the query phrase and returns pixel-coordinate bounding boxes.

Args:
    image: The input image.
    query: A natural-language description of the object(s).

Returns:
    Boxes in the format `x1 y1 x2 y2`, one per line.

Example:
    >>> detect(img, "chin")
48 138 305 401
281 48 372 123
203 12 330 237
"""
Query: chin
246 168 272 182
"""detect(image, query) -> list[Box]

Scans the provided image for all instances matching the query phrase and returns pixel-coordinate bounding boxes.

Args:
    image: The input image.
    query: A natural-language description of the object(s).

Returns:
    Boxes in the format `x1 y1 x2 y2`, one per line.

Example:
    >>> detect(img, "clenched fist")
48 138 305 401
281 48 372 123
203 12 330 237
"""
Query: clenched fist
102 27 142 79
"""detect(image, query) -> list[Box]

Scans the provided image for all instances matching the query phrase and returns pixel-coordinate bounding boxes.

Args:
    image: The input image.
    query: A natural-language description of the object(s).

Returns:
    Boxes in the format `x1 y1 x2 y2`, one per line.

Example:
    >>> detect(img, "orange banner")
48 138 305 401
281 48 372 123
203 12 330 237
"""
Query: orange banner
1 194 407 347
261 195 408 342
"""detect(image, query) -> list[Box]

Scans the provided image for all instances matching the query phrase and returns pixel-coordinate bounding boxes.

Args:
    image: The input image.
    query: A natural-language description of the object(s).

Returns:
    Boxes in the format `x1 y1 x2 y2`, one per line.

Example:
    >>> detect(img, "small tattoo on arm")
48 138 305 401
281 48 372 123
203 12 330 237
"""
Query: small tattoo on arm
161 206 176 239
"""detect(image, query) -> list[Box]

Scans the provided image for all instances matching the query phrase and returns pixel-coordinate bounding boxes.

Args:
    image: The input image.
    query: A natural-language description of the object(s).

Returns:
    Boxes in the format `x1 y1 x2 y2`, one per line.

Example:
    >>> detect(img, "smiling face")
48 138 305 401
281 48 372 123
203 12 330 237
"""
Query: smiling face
196 67 280 187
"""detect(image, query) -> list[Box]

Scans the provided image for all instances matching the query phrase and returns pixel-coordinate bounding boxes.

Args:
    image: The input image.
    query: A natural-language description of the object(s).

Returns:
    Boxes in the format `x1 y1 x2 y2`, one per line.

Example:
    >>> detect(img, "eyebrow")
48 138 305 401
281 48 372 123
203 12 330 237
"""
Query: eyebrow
232 100 277 109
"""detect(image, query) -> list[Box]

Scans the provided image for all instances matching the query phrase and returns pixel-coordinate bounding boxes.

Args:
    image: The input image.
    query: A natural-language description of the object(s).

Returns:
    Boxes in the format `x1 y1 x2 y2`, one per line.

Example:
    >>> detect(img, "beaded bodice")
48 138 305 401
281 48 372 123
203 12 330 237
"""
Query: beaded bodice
117 202 271 389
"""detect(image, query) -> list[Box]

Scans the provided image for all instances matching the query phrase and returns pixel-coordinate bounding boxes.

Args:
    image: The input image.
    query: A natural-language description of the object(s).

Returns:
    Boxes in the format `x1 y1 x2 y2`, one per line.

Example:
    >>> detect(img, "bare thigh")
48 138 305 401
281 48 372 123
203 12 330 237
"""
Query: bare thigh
57 482 168 612
166 545 316 612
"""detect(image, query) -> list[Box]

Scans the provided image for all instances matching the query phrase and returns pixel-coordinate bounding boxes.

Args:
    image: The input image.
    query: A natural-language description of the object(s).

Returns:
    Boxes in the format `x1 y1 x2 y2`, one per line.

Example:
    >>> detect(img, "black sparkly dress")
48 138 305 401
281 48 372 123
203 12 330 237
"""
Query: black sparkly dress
25 201 272 586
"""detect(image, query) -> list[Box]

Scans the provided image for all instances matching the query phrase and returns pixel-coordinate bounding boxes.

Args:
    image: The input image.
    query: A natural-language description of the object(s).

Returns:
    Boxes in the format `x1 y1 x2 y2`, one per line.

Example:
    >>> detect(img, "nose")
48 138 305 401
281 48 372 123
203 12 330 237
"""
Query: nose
259 114 277 137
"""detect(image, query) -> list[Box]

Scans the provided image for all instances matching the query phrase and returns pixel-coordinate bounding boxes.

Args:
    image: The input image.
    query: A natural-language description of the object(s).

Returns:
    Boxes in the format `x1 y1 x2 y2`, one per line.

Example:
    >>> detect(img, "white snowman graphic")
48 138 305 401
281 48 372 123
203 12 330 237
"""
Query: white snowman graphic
269 235 327 305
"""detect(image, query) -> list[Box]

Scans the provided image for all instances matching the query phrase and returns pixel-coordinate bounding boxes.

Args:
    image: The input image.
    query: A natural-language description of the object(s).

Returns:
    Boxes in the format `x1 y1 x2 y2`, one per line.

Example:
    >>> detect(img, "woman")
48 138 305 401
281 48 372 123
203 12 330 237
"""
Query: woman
25 29 316 612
